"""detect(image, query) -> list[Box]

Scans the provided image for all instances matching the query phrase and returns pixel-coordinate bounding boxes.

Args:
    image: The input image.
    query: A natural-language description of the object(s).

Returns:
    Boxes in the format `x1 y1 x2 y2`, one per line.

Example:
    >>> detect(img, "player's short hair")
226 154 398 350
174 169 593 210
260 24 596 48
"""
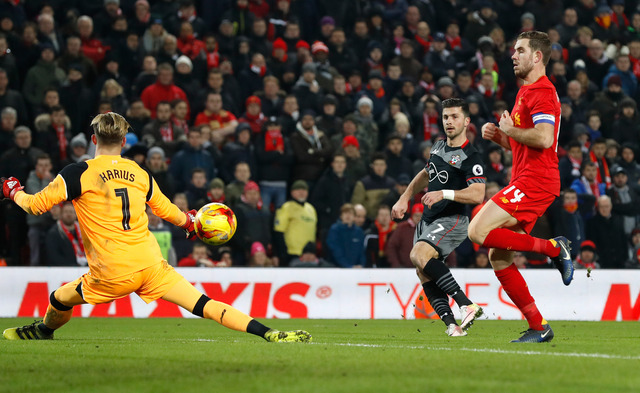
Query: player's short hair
340 203 355 215
90 112 130 146
517 31 551 66
442 98 470 118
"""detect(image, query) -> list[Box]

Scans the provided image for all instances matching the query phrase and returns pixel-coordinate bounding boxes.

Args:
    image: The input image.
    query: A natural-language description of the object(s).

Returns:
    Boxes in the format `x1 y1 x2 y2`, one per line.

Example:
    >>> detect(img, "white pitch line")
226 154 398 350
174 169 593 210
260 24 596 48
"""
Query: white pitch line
192 339 638 360
316 342 640 361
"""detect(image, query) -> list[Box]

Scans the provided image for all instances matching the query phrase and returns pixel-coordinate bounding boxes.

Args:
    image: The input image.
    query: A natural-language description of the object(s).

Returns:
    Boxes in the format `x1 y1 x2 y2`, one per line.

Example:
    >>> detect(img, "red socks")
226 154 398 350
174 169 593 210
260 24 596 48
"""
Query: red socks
494 264 545 330
483 228 560 258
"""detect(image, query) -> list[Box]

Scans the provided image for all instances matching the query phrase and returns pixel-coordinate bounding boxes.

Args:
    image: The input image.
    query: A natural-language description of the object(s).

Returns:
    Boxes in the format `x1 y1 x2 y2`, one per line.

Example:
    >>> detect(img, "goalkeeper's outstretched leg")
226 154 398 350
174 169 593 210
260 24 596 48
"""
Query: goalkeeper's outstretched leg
161 278 312 343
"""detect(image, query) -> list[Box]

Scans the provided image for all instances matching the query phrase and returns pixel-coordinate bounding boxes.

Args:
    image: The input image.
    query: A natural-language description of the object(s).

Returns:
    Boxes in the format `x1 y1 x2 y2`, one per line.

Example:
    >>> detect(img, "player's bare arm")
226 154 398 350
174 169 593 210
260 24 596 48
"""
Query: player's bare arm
391 169 429 219
481 122 511 151
422 182 485 209
498 110 554 149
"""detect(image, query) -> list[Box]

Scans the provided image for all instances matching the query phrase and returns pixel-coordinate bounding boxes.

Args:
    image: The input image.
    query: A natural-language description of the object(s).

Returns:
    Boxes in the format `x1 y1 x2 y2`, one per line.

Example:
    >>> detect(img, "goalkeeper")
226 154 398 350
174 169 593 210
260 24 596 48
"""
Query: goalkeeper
2 112 311 343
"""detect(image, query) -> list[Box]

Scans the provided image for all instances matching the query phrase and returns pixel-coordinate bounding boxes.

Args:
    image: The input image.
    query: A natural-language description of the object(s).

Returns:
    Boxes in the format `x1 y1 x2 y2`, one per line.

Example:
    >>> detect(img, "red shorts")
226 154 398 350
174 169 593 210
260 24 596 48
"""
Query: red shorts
490 180 556 234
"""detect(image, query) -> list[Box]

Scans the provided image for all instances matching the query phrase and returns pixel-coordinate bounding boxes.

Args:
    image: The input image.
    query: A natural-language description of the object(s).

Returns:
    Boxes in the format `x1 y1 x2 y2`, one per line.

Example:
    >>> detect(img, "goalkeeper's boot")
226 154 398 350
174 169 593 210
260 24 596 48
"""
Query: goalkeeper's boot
460 303 484 331
445 324 467 337
510 324 554 343
3 320 53 340
549 236 574 286
265 329 312 343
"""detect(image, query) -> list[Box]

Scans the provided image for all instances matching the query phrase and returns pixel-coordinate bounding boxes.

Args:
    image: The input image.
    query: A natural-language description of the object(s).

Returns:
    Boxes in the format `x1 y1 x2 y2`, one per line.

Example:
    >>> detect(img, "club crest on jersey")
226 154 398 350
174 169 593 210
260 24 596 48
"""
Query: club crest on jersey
449 155 460 165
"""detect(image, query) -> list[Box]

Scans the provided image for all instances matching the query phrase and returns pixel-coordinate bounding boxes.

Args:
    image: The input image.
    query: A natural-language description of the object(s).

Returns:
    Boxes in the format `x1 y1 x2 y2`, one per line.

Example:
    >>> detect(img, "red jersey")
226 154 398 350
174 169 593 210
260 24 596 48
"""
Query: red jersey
194 109 237 130
509 75 561 196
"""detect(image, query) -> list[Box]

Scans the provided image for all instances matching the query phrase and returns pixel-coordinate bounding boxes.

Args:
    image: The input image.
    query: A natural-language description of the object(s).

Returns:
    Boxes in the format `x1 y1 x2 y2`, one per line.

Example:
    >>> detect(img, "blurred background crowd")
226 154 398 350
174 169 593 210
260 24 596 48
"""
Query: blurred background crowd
0 0 639 269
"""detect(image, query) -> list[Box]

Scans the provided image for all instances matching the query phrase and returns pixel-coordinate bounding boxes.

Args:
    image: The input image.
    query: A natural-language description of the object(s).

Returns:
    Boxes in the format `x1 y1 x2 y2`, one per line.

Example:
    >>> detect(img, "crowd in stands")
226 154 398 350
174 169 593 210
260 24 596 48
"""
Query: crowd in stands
0 0 639 269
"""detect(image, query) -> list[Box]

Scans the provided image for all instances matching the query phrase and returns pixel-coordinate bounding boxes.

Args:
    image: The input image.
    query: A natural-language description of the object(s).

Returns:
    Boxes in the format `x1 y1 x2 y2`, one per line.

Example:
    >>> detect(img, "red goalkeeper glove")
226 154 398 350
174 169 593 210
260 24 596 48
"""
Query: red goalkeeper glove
1 177 24 201
181 209 197 240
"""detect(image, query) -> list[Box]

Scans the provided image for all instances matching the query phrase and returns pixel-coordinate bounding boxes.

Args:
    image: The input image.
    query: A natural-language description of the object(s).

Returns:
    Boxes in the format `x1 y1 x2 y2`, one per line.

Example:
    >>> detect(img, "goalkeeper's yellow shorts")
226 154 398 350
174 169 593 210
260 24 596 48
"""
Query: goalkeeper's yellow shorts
60 260 183 305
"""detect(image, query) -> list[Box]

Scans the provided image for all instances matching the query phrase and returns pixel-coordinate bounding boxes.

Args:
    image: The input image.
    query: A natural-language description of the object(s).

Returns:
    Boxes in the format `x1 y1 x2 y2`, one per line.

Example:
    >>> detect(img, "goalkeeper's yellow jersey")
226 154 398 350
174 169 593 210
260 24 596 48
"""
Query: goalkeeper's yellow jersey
14 154 187 279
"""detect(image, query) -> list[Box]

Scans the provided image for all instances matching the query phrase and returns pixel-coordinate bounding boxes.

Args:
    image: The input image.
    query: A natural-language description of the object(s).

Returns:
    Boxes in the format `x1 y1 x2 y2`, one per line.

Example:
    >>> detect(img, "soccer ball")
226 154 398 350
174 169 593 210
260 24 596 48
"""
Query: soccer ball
194 203 237 246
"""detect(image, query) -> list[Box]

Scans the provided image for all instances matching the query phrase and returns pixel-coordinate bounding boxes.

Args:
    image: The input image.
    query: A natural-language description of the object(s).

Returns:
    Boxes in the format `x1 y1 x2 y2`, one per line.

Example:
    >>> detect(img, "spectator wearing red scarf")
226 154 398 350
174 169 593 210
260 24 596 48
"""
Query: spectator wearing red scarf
177 21 206 60
239 95 266 134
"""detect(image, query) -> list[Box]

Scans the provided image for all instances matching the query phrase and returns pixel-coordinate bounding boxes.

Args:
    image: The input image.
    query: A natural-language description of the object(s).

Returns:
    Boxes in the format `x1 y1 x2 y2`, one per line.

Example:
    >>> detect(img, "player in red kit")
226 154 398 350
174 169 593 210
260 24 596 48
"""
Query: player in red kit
468 31 573 343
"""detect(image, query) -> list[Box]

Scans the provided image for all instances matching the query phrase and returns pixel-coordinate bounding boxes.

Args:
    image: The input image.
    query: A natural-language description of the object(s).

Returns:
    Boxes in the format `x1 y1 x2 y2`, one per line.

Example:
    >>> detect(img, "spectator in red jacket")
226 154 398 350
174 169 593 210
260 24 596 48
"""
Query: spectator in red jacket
140 63 189 118
239 95 266 134
77 15 109 66
386 203 423 268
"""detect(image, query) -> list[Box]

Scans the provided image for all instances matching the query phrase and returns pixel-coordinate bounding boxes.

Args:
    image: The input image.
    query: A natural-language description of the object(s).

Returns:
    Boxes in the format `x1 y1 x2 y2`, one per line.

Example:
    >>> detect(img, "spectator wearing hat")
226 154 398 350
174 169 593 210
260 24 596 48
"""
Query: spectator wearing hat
145 146 175 200
230 180 273 266
267 38 291 81
310 40 337 93
173 54 200 102
603 54 637 98
326 203 366 268
290 109 333 187
353 95 380 151
574 240 600 270
339 132 368 188
311 152 353 243
463 1 498 44
359 70 387 121
22 43 65 114
216 19 237 59
93 0 123 39
319 16 336 41
289 241 334 267
314 94 342 137
166 0 206 39
128 0 151 36
386 203 423 268
293 62 322 112
141 101 186 158
142 17 169 55
586 195 628 268
423 32 456 82
381 172 412 215
470 247 491 268
328 28 358 77
590 4 619 42
274 180 317 265
617 143 640 188
238 95 267 135
606 166 640 236
589 74 627 137
248 241 277 267
612 99 640 146
220 123 257 182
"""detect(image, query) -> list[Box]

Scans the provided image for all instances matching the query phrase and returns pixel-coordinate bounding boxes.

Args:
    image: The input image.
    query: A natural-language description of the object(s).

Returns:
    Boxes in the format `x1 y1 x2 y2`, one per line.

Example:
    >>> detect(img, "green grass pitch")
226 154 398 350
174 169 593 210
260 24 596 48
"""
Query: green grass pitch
1 318 639 393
